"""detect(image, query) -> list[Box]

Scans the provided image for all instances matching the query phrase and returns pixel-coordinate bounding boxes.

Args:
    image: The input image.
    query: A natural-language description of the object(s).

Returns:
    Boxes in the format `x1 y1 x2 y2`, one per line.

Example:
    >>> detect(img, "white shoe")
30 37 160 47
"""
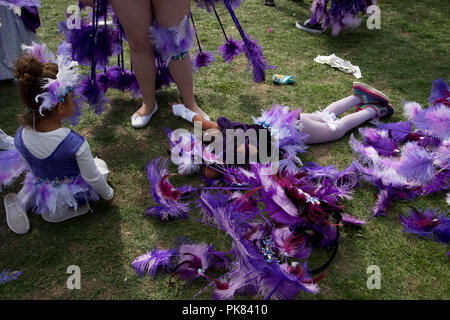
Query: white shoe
4 193 30 234
131 102 158 128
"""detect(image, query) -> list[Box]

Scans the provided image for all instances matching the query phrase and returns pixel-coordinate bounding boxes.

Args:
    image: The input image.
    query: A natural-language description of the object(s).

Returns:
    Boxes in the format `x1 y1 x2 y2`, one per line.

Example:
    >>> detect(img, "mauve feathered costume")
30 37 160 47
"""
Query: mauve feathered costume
56 0 273 114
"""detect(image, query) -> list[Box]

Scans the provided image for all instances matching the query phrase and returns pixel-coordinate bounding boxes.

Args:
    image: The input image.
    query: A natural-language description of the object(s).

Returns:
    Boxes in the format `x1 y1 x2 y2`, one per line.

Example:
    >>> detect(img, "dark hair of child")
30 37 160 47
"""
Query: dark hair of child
13 55 58 128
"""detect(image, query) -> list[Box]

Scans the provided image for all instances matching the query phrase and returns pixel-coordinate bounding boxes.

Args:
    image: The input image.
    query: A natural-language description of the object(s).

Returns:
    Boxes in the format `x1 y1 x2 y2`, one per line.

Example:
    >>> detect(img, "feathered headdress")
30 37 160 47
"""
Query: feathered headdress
34 55 80 115
22 42 81 116
21 42 55 64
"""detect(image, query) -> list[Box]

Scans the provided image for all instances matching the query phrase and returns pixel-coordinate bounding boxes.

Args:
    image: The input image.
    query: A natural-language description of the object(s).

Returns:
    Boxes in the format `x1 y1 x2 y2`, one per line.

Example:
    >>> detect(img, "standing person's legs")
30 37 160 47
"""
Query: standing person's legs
153 0 209 119
110 0 156 116
302 107 376 144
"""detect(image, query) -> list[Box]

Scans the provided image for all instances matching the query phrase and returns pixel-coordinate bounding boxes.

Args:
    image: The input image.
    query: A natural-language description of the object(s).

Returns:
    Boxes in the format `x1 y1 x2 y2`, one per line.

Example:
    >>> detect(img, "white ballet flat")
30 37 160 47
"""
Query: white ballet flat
131 102 159 128
4 193 30 235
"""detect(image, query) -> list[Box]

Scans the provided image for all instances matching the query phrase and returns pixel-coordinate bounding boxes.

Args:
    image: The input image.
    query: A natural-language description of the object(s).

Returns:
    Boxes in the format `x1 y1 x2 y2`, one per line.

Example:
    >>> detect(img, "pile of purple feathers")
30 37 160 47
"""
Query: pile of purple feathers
350 79 449 219
350 79 449 248
132 79 449 299
132 111 365 299
133 157 364 299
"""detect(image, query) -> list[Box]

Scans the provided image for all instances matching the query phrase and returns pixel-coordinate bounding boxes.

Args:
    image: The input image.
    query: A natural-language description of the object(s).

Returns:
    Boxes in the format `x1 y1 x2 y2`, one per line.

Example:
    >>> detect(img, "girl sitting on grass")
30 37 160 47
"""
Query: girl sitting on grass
2 45 114 234
169 82 394 179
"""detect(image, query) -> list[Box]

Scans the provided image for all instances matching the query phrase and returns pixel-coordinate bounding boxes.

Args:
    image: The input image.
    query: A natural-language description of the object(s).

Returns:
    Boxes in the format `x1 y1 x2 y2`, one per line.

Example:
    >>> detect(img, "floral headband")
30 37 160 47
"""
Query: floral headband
21 42 80 116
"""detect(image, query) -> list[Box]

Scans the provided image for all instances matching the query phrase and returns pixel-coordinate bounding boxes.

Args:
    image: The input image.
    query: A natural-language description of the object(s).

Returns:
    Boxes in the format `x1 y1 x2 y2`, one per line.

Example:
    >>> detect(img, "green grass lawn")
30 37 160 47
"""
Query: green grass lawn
0 0 449 299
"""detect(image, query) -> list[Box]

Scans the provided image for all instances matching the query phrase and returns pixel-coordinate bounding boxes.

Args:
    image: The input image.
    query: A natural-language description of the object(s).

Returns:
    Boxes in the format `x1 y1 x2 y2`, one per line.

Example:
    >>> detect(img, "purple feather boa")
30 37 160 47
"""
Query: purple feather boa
193 50 216 70
351 80 450 218
106 67 141 97
218 37 244 63
134 155 351 299
78 75 109 115
242 34 274 83
59 19 121 67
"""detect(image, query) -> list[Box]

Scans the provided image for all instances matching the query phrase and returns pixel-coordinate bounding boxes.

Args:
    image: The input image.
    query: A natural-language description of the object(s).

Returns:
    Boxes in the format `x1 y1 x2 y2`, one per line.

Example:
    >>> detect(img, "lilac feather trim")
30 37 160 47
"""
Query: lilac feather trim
19 172 99 216
131 247 178 278
396 142 435 184
150 15 194 65
21 42 55 64
373 188 391 217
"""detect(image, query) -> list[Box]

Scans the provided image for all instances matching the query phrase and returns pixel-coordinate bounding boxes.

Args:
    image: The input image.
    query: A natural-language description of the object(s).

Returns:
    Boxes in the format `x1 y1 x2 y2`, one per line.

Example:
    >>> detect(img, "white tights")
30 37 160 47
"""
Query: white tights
301 95 376 144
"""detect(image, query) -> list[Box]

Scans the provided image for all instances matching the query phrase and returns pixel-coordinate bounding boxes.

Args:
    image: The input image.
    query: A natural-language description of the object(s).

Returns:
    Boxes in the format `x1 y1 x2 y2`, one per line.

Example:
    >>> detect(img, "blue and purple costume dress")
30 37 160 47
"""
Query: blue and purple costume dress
13 127 99 218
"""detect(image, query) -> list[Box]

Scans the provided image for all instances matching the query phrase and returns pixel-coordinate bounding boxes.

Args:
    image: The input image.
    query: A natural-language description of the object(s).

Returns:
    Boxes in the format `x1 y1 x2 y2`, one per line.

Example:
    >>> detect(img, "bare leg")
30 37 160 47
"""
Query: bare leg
153 0 208 119
110 0 156 116
302 107 376 144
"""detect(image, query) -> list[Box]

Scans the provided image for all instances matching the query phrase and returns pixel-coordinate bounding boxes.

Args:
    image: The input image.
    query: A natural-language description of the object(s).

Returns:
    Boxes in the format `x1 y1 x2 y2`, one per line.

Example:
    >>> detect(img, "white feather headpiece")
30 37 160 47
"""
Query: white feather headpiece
21 42 79 115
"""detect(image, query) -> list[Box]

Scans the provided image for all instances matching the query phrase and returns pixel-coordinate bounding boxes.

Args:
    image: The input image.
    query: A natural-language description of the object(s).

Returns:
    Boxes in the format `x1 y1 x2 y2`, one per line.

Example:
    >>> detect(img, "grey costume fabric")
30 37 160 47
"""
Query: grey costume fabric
0 6 38 80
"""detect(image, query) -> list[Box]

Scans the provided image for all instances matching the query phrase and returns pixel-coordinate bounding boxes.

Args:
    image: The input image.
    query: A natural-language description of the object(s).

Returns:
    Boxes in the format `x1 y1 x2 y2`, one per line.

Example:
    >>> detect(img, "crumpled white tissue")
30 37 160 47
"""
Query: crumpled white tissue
314 54 362 79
